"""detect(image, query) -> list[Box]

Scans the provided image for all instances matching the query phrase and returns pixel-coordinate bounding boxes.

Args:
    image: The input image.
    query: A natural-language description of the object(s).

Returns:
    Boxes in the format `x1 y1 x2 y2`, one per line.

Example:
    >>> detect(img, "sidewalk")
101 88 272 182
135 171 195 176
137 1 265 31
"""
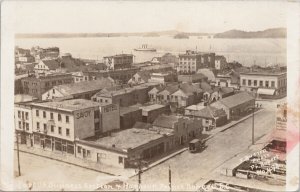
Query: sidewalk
204 108 264 141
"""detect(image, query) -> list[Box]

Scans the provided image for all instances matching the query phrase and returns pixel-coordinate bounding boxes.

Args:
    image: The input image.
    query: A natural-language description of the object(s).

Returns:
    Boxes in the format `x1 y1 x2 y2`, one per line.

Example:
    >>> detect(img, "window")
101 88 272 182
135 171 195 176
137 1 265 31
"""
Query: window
259 81 263 87
26 123 29 131
53 89 55 94
66 116 69 123
37 122 40 130
205 119 209 124
18 121 21 129
58 114 62 121
271 81 275 88
77 146 82 154
18 111 21 118
36 110 39 117
50 112 53 119
265 81 269 87
87 150 91 157
51 125 54 133
58 127 62 135
254 80 257 86
43 124 47 132
66 128 70 136
248 80 252 86
43 111 46 118
119 156 123 164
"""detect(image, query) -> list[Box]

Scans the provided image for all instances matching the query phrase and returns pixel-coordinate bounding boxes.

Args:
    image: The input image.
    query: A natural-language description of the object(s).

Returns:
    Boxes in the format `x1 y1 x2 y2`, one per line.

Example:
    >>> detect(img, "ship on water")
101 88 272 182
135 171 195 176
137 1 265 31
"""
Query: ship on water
134 44 156 52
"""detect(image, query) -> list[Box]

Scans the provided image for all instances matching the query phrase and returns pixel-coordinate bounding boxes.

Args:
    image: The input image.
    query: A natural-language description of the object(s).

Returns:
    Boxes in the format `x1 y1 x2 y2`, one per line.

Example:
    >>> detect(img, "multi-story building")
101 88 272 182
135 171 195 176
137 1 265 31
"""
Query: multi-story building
103 54 134 70
28 99 120 154
31 47 60 61
178 50 215 73
34 59 62 74
21 73 74 100
240 71 287 99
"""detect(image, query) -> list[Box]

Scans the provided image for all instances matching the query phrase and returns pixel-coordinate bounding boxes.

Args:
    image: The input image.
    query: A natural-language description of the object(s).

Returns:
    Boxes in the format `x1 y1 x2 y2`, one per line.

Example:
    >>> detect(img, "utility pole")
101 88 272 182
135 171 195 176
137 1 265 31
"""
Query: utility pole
16 132 21 176
169 165 172 192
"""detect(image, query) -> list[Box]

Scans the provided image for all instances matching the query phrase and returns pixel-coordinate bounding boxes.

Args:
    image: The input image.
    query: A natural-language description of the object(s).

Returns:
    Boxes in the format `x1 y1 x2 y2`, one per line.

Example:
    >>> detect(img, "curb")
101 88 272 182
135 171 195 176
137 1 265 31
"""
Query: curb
16 149 116 176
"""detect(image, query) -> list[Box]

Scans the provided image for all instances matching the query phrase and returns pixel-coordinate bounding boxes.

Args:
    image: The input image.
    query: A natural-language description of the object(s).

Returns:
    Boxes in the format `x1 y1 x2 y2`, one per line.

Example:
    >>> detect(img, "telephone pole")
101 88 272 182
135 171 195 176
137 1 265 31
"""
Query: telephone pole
169 165 172 192
16 132 21 176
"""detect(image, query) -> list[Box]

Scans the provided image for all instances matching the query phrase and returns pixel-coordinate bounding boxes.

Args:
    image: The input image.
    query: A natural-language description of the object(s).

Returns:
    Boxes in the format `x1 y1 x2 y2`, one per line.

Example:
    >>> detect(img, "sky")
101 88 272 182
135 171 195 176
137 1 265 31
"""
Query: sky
11 1 287 34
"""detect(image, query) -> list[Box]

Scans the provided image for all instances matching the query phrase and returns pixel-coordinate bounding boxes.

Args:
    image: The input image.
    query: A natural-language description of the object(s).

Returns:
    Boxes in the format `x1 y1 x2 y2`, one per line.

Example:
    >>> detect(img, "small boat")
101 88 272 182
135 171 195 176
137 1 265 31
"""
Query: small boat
134 44 156 52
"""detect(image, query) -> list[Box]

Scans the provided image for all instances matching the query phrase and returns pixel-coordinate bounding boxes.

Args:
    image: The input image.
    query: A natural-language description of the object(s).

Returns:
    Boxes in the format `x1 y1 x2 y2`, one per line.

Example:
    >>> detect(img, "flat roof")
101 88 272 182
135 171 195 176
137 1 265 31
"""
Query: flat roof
139 104 165 112
120 105 142 115
240 71 286 76
93 128 164 150
31 99 108 112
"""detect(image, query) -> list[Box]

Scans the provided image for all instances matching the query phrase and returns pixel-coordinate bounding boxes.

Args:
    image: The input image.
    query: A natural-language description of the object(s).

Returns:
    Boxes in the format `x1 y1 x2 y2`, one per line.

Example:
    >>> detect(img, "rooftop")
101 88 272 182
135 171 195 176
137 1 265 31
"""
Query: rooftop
120 105 142 115
213 92 254 109
93 128 164 150
14 94 38 103
54 78 115 96
104 54 133 58
193 106 227 119
139 104 165 112
31 99 107 112
240 71 287 76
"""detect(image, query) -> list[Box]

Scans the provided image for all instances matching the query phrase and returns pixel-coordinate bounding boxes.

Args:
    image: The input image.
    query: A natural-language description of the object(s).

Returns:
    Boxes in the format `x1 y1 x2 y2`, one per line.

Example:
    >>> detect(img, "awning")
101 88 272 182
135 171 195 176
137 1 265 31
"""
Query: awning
257 88 276 95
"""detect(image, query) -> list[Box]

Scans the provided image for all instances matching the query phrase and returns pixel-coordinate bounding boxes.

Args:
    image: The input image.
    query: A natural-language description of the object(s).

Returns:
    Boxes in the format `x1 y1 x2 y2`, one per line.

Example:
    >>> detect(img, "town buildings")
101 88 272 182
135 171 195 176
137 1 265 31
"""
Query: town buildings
31 46 60 61
139 104 168 123
42 78 115 101
120 106 143 130
103 54 134 70
148 72 176 84
21 73 74 100
128 71 151 85
19 99 120 153
178 73 208 83
184 105 227 131
34 59 62 74
215 71 240 89
91 83 158 107
211 92 255 120
239 71 287 99
178 50 215 73
153 115 203 145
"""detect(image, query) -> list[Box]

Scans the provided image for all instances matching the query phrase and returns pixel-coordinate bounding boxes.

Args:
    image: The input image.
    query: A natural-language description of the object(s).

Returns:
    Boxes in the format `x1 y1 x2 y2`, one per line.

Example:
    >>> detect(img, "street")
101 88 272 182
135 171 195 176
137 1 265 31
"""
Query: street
14 152 122 191
127 101 279 191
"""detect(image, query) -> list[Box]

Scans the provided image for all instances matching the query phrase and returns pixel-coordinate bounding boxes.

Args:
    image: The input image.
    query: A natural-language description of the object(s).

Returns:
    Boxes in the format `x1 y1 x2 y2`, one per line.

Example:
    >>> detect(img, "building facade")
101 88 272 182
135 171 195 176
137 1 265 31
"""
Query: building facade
240 71 287 99
103 54 134 70
178 50 215 73
21 73 74 100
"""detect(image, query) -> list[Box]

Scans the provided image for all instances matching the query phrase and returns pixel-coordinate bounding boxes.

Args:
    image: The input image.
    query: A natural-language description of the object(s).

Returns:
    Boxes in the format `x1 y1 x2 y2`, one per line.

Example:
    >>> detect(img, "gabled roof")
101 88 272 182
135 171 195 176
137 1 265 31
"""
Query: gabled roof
158 84 179 95
216 92 254 108
53 78 114 96
214 87 234 95
197 69 215 81
41 59 60 70
194 106 227 119
153 115 179 129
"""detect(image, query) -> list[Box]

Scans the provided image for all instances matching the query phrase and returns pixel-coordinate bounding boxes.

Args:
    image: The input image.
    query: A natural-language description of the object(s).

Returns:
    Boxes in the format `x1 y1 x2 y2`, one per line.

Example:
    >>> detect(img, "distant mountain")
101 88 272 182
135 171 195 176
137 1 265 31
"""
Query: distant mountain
15 30 211 38
214 28 286 38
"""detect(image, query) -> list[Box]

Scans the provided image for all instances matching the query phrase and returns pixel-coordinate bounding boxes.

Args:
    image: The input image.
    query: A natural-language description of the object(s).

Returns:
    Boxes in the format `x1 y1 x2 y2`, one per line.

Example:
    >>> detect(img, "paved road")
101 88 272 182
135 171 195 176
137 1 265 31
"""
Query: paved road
127 108 276 191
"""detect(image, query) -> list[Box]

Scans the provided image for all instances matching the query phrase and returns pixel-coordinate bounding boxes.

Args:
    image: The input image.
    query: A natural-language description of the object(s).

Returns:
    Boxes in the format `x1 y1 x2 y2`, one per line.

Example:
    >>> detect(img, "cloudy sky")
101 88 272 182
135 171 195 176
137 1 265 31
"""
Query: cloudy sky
12 1 287 33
